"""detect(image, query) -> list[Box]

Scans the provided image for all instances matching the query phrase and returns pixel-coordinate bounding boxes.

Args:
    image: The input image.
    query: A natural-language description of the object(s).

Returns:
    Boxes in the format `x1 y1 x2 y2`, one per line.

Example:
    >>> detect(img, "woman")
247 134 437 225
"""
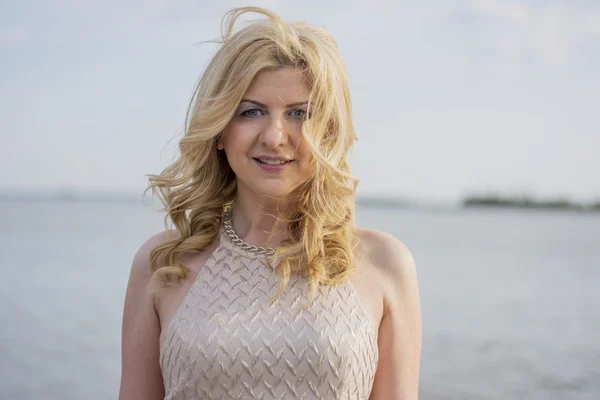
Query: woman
119 7 421 400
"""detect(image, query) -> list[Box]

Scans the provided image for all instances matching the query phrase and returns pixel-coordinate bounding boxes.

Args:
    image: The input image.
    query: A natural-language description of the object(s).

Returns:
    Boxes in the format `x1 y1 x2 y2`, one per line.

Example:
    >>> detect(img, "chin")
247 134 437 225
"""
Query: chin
238 175 308 203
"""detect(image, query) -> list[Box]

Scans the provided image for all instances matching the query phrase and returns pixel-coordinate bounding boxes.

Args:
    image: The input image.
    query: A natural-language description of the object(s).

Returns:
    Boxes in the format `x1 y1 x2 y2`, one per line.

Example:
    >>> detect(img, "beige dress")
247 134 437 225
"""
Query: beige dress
160 226 378 399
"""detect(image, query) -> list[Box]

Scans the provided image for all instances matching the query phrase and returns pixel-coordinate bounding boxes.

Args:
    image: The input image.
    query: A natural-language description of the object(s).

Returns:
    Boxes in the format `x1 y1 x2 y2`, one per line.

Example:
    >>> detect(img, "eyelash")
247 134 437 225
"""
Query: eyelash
240 108 308 120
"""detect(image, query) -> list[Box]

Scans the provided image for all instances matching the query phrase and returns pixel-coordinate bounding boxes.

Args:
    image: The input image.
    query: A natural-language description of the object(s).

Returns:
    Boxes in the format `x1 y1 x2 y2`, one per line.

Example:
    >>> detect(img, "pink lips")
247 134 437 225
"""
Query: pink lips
253 157 292 172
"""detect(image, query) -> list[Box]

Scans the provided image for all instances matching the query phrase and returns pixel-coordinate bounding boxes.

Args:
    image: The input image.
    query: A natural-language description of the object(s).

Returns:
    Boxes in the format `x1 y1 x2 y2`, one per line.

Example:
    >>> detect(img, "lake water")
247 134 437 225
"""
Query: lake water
0 200 598 399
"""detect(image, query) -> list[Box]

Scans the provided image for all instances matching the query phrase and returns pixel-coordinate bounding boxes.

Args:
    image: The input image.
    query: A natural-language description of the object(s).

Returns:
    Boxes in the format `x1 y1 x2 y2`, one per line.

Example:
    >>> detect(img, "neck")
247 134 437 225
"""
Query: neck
228 193 294 248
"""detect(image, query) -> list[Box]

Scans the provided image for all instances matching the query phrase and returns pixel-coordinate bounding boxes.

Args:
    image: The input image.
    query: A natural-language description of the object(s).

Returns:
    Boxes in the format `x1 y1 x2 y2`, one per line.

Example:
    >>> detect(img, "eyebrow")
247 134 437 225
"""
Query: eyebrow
240 99 309 108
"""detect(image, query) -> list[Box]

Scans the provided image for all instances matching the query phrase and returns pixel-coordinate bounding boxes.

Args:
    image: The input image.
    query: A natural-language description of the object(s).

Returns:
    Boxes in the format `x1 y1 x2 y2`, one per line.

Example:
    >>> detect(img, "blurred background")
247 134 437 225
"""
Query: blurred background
1 1 599 399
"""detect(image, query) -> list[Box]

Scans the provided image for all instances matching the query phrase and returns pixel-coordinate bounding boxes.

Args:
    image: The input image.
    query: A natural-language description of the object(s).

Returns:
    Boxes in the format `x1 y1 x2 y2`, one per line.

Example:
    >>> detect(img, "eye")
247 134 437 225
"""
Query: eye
240 108 264 118
289 108 307 120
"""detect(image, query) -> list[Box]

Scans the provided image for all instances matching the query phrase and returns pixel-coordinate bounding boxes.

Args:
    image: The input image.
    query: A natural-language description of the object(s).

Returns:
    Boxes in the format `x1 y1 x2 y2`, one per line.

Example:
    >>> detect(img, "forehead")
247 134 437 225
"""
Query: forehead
244 66 309 102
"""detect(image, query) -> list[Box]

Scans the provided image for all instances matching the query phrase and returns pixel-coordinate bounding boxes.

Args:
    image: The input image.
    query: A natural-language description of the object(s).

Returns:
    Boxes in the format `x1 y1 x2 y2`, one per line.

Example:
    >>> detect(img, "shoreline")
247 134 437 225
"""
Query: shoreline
1 189 598 213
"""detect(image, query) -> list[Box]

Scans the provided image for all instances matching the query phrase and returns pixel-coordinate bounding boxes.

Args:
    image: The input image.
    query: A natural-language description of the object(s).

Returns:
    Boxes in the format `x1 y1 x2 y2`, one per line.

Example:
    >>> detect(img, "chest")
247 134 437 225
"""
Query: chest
159 253 378 399
165 258 372 357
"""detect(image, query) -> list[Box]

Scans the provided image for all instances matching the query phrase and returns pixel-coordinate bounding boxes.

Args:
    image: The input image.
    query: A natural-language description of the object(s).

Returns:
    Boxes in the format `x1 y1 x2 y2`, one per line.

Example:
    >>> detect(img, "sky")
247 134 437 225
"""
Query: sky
1 0 599 203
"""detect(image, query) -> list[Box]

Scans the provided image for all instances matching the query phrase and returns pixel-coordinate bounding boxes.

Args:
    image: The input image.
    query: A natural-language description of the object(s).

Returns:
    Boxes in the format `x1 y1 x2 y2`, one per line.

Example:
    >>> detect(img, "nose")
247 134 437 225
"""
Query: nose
259 114 288 149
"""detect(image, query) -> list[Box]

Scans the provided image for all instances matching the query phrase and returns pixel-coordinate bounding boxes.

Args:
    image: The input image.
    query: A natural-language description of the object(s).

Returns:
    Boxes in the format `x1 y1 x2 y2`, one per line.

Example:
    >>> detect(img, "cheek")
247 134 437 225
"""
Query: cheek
222 124 252 152
292 132 313 164
295 145 315 178
297 143 310 164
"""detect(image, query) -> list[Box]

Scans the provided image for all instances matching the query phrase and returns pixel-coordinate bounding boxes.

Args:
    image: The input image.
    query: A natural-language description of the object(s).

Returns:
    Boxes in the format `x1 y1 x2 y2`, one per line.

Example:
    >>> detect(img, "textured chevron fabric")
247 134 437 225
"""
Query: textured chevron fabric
159 227 378 399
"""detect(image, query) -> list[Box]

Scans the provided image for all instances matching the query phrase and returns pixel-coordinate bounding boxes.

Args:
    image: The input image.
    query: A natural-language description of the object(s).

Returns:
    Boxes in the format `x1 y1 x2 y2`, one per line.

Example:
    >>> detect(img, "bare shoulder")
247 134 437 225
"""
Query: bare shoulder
119 229 179 400
124 229 180 316
355 228 422 398
129 229 179 283
355 228 416 281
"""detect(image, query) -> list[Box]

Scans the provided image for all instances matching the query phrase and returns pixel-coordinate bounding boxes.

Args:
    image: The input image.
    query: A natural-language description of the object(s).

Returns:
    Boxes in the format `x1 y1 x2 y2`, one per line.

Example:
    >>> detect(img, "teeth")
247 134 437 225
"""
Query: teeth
259 158 287 165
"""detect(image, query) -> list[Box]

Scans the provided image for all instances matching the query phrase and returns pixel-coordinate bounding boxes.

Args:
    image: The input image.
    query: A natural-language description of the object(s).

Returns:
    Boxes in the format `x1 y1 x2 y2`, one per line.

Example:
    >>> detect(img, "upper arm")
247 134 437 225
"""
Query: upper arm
119 232 171 400
367 232 422 400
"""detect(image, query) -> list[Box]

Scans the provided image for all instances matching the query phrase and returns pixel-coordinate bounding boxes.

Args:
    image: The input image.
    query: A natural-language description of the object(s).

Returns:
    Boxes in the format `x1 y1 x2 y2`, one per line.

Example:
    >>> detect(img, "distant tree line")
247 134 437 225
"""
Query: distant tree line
463 195 600 211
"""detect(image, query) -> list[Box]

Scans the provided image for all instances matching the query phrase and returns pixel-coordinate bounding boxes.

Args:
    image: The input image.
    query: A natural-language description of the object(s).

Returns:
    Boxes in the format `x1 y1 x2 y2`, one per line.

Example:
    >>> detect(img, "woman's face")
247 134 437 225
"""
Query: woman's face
219 66 313 201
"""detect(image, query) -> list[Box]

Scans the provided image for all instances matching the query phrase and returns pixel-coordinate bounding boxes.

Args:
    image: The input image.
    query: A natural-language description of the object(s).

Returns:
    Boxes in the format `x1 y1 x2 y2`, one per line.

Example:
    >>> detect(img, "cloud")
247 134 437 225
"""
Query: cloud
466 0 600 65
473 0 530 26
0 24 28 48
582 13 600 36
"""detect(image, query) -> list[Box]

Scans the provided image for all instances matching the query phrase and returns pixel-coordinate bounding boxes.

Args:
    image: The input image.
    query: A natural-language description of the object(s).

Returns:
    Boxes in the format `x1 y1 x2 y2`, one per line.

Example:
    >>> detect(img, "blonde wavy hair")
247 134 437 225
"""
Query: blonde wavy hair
147 7 359 301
